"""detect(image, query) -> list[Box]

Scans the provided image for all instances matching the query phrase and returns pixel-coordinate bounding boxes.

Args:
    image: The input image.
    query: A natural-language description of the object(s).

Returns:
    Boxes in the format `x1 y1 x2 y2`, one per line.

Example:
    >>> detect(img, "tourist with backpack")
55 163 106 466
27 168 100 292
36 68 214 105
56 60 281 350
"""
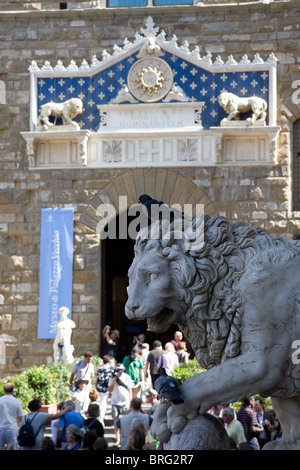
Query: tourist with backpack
18 398 73 450
82 403 104 437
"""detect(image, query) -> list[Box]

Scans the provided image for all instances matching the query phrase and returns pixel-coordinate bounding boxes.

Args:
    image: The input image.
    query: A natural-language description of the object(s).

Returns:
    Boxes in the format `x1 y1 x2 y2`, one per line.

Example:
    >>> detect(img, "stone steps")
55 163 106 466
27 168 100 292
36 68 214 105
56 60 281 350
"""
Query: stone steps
45 396 152 449
104 400 119 449
104 398 152 449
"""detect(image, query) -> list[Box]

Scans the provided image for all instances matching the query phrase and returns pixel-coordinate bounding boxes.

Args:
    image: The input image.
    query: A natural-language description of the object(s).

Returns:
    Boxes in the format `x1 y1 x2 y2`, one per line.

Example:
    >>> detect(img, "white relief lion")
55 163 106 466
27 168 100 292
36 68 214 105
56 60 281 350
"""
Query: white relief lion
218 91 267 125
125 208 300 449
37 97 83 130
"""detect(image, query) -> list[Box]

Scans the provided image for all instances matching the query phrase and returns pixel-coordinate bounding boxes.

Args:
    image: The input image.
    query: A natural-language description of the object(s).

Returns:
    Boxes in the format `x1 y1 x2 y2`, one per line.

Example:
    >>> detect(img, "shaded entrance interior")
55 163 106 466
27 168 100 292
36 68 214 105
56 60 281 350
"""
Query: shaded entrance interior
100 212 177 361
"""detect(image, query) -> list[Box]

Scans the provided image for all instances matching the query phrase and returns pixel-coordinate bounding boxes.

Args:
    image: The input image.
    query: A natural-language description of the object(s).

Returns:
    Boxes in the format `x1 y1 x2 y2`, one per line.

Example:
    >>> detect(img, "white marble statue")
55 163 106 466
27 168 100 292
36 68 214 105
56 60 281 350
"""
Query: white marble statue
37 97 83 130
125 199 300 450
53 306 76 364
218 91 267 125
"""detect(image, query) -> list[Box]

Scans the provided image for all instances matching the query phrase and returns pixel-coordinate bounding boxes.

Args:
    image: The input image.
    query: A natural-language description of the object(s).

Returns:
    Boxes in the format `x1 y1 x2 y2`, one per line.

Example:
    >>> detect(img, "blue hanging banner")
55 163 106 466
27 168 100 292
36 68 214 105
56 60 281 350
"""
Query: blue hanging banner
37 208 74 339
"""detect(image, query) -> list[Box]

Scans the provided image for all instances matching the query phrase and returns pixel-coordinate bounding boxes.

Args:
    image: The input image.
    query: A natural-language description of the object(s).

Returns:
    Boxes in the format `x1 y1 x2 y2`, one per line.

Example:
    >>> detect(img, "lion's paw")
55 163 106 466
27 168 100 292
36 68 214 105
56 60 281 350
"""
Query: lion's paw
167 402 198 434
150 402 172 443
151 401 202 442
168 413 187 434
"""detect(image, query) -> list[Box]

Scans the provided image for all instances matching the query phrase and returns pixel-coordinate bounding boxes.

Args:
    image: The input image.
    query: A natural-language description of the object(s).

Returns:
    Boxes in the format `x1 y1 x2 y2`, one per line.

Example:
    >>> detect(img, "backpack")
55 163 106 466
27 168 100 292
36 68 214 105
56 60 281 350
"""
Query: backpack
81 419 98 434
18 413 41 447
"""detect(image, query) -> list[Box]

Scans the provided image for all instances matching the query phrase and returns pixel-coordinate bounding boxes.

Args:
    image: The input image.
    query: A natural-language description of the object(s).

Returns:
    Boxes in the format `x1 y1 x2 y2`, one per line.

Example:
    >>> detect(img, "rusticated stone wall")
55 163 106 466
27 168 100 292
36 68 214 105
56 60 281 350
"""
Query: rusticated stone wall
0 1 300 377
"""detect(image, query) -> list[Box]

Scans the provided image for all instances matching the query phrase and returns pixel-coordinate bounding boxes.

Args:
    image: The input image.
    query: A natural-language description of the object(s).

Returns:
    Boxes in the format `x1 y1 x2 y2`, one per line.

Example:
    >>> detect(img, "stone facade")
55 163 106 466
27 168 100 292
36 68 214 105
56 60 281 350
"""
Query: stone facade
0 0 300 378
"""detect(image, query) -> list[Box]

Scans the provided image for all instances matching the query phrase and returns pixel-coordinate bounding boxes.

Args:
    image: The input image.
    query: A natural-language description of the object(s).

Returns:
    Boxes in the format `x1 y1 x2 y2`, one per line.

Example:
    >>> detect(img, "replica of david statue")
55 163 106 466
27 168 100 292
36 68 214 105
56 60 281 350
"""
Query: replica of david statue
53 306 76 365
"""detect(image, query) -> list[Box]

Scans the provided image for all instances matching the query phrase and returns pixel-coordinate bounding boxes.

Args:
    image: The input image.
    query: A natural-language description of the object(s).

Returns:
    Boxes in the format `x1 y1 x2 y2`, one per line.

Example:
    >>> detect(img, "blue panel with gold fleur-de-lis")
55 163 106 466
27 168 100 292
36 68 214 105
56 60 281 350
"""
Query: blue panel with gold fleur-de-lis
36 48 270 132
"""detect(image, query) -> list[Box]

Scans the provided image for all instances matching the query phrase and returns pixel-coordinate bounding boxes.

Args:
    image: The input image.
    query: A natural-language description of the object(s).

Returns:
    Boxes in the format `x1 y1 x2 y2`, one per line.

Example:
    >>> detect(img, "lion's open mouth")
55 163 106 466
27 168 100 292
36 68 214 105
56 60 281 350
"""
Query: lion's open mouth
147 308 175 333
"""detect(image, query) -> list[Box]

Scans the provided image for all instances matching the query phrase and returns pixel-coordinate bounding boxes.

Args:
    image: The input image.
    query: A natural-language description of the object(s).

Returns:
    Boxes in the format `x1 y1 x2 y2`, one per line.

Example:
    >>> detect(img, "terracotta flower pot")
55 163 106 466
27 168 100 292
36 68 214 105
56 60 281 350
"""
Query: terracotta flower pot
40 403 58 414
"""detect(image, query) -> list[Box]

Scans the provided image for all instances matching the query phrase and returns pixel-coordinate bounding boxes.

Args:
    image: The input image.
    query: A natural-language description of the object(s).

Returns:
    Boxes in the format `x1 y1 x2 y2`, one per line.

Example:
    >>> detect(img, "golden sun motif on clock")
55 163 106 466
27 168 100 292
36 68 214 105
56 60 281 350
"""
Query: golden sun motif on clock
128 57 173 103
136 64 164 97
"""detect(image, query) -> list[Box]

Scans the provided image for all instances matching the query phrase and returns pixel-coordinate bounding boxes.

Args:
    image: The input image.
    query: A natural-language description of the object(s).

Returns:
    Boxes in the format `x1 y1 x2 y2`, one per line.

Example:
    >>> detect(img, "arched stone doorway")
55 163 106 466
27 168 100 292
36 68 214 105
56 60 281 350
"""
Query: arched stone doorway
100 212 139 360
78 167 218 357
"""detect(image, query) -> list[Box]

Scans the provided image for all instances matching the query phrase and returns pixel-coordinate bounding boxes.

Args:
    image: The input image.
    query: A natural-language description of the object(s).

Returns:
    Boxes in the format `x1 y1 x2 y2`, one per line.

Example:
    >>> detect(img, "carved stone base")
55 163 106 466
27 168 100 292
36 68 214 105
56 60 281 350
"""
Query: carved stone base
21 125 280 168
36 124 80 132
162 414 230 450
21 130 91 167
221 119 266 127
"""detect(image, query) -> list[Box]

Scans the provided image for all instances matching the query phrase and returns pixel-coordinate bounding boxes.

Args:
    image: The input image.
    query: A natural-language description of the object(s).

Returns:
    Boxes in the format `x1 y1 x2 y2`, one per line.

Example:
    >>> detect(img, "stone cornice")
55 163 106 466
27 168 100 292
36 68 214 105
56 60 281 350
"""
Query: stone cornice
0 1 297 20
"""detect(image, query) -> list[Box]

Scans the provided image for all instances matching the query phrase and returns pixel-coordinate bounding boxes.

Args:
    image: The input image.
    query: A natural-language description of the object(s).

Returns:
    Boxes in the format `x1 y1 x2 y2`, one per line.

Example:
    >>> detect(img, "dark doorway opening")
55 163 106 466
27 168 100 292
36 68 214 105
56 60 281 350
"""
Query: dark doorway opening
293 119 300 211
100 211 178 361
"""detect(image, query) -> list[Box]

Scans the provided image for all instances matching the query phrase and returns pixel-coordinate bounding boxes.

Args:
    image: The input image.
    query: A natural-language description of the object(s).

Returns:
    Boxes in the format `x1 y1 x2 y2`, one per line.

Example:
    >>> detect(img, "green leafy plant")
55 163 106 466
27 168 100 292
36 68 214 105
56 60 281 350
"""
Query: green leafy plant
2 373 33 409
25 366 56 405
172 358 206 386
47 364 72 404
0 356 101 412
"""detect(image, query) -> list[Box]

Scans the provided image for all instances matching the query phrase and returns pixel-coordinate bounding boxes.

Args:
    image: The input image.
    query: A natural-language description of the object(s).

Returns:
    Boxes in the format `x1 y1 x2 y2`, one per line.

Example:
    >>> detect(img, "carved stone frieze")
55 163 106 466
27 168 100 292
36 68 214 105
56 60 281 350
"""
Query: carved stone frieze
178 139 198 161
103 141 122 162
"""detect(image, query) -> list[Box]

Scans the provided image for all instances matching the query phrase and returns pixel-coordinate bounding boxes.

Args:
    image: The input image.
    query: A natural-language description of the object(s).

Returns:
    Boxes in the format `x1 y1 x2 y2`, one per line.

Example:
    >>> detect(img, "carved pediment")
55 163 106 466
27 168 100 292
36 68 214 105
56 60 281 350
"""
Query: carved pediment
22 17 279 168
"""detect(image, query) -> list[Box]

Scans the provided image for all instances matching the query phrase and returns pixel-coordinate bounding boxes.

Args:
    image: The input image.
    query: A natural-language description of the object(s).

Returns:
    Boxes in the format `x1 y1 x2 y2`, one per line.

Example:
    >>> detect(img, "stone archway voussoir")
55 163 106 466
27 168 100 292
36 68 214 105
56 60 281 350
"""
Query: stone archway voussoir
78 168 218 233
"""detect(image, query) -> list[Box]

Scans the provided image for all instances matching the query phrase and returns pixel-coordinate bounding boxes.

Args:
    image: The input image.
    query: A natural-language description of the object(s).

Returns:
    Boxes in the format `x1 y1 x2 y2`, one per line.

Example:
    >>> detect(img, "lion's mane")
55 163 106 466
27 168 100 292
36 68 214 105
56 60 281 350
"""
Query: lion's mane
134 215 300 370
67 98 82 119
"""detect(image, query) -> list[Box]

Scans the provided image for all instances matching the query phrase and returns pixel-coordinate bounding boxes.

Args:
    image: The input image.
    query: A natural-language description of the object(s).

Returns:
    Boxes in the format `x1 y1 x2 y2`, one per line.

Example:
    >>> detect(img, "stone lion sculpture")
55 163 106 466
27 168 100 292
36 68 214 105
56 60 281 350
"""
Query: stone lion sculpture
37 97 83 130
125 208 300 449
218 91 267 125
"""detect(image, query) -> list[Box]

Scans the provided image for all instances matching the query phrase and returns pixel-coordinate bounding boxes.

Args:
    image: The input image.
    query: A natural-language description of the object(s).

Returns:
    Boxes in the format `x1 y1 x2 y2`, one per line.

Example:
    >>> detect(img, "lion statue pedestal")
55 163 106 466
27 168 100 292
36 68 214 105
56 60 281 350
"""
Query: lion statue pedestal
161 413 230 450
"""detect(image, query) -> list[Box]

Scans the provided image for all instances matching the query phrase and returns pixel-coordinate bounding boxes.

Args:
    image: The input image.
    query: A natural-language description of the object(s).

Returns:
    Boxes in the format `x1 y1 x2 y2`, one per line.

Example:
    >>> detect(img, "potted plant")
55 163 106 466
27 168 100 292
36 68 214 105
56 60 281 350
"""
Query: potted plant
25 366 58 413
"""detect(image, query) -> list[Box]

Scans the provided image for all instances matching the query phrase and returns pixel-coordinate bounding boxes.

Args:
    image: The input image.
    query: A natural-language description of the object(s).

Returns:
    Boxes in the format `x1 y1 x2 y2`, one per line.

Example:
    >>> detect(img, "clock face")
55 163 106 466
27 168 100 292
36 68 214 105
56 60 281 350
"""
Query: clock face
128 57 174 103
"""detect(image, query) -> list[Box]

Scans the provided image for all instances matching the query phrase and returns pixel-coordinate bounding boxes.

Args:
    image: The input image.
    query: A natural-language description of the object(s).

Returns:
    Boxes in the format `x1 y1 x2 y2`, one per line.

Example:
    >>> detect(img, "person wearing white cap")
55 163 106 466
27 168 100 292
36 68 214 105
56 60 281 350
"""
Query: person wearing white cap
107 364 133 446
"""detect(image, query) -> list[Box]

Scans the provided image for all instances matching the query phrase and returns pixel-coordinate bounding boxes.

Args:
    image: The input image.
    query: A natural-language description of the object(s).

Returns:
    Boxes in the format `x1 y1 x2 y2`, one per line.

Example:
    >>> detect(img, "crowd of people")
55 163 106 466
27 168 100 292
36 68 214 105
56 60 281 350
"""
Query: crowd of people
0 327 281 451
210 397 281 450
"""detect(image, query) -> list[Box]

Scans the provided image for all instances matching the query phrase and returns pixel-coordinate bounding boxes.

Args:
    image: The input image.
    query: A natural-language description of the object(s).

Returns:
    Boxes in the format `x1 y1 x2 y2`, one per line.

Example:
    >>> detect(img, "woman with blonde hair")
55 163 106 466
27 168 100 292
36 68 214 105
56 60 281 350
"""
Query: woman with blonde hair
157 342 179 376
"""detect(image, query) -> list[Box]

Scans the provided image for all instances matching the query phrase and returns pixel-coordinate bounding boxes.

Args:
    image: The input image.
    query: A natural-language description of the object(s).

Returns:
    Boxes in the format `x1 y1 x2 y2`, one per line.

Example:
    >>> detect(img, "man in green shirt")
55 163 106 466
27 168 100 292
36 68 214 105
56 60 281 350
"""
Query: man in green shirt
122 348 144 398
